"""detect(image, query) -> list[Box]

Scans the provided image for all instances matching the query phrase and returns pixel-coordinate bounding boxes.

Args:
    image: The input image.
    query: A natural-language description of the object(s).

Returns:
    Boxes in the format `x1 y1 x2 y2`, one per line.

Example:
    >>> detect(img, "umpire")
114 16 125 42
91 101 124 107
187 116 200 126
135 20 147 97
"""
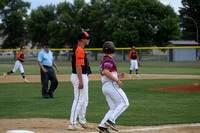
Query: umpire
37 42 60 99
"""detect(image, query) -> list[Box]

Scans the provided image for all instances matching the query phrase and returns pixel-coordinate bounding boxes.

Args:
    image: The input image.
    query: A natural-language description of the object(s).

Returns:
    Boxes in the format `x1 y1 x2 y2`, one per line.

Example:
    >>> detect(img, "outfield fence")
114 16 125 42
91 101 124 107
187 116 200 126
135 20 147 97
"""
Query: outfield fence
0 46 200 68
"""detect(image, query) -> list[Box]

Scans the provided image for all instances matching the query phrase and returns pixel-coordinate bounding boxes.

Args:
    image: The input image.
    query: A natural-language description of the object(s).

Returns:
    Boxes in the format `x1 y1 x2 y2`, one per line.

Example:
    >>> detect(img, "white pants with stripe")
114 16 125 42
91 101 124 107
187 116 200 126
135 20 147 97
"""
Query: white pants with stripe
12 60 24 73
99 81 129 127
130 59 138 70
70 74 89 125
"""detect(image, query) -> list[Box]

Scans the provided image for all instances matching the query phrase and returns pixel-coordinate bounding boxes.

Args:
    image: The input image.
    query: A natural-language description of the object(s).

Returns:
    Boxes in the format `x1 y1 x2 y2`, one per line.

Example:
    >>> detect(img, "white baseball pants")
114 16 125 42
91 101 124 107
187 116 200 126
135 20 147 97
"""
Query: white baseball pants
130 59 138 70
99 82 129 127
12 60 24 73
70 74 89 125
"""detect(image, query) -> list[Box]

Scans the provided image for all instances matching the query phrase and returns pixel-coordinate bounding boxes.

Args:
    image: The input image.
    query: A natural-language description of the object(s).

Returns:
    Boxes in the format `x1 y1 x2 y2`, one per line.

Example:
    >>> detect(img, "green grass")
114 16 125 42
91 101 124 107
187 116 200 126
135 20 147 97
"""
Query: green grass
0 64 200 75
0 79 200 126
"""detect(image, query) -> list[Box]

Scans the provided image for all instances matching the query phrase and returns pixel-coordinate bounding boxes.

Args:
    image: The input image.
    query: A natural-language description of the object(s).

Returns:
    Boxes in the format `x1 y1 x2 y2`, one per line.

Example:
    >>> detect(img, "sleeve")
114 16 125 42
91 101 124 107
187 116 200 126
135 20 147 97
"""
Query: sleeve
75 48 85 66
16 52 22 58
103 61 113 72
128 51 132 58
37 51 43 62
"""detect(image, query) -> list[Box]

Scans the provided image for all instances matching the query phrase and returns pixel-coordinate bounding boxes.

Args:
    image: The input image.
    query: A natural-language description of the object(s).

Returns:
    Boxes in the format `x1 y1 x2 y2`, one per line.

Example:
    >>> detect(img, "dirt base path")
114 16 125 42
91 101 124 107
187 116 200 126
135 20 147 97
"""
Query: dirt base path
0 118 200 133
1 74 200 83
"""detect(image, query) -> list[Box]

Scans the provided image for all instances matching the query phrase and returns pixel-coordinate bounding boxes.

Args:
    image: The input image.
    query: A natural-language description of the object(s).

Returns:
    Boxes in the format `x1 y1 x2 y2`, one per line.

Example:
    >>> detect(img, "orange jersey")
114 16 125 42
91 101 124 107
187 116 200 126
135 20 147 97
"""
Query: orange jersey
128 51 138 60
72 45 91 74
16 51 24 62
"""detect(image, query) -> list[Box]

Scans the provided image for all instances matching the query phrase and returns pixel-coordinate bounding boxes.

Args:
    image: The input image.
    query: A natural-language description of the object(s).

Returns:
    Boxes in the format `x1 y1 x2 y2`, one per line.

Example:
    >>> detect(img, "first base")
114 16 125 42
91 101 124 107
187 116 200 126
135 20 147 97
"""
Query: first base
7 130 35 133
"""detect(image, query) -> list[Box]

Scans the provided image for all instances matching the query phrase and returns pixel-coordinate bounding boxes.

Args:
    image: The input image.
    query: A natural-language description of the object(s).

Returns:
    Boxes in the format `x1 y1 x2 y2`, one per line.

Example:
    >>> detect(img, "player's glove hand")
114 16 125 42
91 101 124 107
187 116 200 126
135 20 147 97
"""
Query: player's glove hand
116 80 123 88
138 62 142 67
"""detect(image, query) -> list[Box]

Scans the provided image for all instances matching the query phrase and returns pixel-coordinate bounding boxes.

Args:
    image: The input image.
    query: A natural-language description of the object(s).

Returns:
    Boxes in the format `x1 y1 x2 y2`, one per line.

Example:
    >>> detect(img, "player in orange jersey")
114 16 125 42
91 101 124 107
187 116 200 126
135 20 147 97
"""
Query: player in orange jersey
128 46 140 78
2 45 29 82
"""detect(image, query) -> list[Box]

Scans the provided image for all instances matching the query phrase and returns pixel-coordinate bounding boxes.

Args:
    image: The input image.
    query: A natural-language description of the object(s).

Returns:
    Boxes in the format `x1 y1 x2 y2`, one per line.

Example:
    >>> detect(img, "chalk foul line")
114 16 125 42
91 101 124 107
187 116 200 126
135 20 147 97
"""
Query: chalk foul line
86 123 200 133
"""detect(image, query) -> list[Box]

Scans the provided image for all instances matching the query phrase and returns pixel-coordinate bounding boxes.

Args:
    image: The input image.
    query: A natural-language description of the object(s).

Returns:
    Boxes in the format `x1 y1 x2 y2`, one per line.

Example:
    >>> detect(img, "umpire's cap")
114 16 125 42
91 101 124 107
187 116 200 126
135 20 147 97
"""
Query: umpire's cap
43 42 50 46
103 41 115 54
78 31 91 40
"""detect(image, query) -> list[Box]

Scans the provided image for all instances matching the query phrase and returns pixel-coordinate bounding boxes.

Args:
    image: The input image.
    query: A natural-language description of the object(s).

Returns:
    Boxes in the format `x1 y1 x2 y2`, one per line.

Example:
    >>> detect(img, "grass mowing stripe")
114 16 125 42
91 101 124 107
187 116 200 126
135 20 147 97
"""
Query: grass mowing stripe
0 79 200 126
0 65 200 75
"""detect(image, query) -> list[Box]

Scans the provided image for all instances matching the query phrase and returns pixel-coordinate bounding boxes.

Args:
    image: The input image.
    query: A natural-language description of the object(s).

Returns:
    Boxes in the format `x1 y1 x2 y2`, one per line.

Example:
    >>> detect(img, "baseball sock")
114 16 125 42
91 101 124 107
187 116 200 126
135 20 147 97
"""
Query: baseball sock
21 73 25 79
7 70 13 75
129 70 132 74
136 69 138 74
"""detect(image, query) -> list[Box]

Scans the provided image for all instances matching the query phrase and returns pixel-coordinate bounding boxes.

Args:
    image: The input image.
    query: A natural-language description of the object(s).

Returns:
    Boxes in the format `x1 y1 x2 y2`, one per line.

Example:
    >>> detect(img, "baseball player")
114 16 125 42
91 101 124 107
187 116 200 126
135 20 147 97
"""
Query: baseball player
97 41 129 133
2 45 29 82
68 31 92 131
128 46 140 78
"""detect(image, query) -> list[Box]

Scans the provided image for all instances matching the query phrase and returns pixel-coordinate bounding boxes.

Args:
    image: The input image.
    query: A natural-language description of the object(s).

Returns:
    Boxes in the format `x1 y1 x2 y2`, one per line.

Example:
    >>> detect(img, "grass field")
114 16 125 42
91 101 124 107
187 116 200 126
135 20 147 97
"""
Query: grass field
0 65 200 75
0 79 200 126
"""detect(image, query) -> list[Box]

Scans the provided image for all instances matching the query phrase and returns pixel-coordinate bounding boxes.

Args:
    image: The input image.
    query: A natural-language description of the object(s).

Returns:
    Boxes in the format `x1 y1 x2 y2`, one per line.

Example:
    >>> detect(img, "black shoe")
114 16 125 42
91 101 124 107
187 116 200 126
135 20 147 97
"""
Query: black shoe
48 92 54 98
43 94 50 99
43 96 49 99
96 126 111 133
104 119 118 131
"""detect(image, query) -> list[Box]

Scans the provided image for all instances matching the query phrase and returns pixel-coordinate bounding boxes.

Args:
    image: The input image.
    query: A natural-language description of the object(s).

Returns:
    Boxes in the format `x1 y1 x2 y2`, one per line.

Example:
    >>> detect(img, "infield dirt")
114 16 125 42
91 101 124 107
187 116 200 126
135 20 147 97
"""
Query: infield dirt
1 74 200 83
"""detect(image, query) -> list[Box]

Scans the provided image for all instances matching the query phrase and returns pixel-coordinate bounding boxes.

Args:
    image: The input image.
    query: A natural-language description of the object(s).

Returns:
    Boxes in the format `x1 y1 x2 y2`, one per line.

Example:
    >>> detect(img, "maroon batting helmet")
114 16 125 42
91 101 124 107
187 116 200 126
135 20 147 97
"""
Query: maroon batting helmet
103 41 115 54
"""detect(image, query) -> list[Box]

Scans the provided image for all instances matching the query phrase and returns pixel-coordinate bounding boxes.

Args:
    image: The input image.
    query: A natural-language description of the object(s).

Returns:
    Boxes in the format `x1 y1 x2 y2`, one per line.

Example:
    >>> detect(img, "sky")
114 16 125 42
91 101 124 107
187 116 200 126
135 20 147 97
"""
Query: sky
24 0 183 14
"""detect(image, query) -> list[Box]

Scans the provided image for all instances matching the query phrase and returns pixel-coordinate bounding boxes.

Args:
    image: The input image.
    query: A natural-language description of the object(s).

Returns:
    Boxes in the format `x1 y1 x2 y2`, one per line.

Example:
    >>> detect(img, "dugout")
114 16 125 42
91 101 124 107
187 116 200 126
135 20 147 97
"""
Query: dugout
167 40 199 62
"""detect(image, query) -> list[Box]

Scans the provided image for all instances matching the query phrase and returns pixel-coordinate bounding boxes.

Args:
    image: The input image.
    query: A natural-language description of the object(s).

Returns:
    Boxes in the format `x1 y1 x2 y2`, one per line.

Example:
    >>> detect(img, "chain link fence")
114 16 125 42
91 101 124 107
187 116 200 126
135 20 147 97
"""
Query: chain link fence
0 47 200 68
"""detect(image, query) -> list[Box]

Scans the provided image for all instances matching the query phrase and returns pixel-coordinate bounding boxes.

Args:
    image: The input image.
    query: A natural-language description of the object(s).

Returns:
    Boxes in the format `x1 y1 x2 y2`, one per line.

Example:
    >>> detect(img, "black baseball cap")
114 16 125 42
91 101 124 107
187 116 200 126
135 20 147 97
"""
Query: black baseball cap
43 42 50 46
77 31 91 40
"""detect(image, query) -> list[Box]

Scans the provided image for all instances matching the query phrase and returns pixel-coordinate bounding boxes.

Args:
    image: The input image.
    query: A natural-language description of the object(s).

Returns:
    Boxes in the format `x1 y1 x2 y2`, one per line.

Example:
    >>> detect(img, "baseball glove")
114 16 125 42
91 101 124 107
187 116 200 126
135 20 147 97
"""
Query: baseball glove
138 62 142 67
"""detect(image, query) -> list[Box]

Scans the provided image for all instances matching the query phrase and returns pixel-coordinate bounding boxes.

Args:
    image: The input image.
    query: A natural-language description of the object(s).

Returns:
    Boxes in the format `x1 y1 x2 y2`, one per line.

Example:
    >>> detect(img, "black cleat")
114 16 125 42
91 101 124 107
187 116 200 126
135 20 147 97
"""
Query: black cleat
96 126 111 133
104 119 118 131
48 92 54 98
43 94 50 99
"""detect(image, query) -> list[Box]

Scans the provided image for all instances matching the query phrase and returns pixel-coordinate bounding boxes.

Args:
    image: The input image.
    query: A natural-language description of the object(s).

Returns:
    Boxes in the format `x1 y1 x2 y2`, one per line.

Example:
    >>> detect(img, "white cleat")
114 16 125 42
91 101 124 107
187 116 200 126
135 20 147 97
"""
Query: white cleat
2 73 7 78
79 123 94 129
129 74 131 78
24 79 30 83
136 74 140 78
68 124 85 131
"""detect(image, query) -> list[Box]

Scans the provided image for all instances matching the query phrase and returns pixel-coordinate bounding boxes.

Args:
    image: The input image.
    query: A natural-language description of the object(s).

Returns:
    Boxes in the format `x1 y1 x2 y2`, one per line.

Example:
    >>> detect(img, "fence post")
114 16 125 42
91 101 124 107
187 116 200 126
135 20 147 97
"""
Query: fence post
122 50 126 61
95 51 98 61
139 49 142 62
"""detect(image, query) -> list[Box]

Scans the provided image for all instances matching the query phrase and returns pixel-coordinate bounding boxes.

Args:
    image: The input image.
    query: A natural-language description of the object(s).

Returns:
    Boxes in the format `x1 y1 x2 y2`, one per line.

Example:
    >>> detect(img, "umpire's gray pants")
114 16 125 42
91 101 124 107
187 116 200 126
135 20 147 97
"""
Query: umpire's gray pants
40 66 58 98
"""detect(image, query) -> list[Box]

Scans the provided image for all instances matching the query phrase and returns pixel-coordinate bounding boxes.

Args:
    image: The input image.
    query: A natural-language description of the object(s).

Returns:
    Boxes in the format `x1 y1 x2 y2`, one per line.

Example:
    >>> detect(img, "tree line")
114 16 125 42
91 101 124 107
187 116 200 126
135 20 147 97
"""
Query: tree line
0 0 199 49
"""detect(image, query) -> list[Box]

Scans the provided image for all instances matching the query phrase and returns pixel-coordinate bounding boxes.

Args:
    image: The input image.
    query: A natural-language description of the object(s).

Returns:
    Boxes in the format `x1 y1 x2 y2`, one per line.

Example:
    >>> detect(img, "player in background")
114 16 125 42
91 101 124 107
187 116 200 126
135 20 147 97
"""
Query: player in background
68 31 93 131
97 41 129 133
128 46 140 78
2 45 29 82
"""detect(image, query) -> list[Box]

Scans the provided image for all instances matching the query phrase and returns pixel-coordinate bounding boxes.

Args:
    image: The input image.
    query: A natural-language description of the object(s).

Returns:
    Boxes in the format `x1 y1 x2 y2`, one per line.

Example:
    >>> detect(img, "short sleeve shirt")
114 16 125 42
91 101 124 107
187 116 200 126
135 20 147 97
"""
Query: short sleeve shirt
16 51 24 62
72 45 91 74
100 55 118 83
37 49 53 67
129 51 138 60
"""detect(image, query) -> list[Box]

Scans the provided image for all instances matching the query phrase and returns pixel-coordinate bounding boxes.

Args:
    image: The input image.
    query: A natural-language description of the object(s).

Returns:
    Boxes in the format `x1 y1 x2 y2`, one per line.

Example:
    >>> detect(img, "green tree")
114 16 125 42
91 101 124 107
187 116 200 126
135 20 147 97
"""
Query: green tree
0 0 30 49
80 0 113 47
179 0 200 42
106 0 180 47
80 0 180 47
47 0 86 48
27 4 56 48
